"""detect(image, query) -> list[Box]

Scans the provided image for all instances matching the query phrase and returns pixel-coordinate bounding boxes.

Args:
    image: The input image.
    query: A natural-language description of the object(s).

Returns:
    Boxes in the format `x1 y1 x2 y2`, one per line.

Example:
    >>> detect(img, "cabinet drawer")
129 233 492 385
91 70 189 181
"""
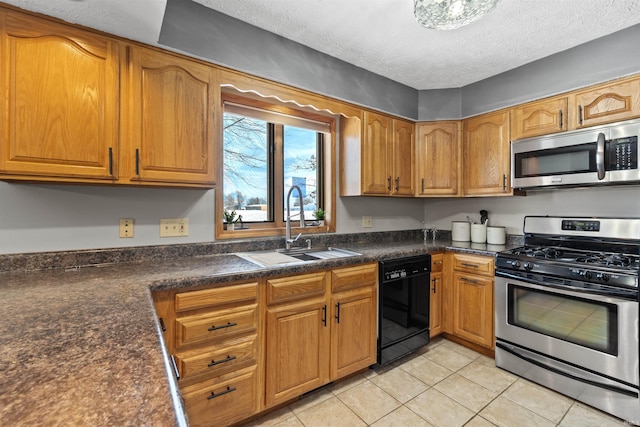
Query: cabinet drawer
175 282 258 312
331 263 377 293
181 366 258 427
175 335 258 383
266 272 327 305
175 304 258 349
431 253 444 273
452 253 494 276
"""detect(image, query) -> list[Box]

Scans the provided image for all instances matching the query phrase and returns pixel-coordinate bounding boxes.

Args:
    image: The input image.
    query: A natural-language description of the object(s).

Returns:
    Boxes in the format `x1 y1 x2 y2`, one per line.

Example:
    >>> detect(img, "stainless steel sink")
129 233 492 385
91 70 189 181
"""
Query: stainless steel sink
237 247 361 267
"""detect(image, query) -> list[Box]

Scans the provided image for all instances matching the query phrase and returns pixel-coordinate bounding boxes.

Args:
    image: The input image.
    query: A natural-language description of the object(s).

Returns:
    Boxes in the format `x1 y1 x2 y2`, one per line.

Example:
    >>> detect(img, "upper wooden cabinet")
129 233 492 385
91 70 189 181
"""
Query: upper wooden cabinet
415 121 460 196
0 9 217 188
569 76 640 129
0 10 119 182
340 112 414 196
124 46 217 186
462 110 511 196
511 76 640 140
510 96 568 140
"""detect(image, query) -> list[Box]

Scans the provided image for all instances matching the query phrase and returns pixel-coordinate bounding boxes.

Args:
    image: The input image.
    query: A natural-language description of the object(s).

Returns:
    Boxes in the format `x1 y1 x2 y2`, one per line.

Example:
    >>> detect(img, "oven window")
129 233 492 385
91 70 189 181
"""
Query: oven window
507 285 617 355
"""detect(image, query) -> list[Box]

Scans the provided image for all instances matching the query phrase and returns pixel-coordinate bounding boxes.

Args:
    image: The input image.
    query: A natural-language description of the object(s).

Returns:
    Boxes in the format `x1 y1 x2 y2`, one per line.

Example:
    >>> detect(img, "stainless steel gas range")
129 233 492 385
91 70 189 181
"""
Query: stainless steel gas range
495 216 640 423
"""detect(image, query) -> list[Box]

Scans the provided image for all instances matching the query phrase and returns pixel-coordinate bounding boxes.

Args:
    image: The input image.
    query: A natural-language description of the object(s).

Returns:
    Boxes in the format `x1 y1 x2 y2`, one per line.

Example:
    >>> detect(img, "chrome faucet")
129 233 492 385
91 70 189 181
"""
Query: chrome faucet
285 185 305 250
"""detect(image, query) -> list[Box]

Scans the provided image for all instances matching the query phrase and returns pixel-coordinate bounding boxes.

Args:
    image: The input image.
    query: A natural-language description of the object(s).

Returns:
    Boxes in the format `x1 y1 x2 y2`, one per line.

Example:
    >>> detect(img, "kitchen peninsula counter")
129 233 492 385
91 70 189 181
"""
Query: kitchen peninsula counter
0 236 517 426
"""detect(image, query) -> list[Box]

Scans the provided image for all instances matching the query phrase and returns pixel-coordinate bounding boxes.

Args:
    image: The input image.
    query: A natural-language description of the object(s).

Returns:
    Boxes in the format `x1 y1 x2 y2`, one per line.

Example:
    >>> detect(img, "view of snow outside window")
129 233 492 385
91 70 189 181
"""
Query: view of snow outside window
223 112 320 222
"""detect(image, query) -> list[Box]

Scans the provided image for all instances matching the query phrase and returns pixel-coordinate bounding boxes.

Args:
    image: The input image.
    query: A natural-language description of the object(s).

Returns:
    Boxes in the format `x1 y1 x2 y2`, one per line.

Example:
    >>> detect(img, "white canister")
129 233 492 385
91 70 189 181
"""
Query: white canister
486 226 506 245
470 223 487 243
451 221 470 242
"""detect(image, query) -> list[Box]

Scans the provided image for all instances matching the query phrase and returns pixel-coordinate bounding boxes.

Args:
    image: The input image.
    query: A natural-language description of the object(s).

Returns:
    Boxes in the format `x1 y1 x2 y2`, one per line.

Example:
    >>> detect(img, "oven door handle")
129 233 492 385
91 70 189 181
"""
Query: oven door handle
495 271 637 301
496 341 638 397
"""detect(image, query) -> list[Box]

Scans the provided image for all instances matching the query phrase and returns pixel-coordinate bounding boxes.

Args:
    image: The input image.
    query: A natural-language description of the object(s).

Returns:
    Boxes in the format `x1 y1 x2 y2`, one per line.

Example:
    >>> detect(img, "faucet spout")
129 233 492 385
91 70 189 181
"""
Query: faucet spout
285 185 305 250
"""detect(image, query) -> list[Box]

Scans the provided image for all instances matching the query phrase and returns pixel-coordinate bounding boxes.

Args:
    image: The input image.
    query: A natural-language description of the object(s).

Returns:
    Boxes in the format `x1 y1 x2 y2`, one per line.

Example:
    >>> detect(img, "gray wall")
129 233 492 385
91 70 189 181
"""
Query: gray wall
159 0 640 122
459 24 640 118
159 0 418 120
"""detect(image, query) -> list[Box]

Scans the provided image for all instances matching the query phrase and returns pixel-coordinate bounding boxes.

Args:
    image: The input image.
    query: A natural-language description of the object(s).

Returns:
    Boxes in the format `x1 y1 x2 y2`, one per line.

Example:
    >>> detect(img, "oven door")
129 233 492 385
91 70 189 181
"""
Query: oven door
495 273 638 387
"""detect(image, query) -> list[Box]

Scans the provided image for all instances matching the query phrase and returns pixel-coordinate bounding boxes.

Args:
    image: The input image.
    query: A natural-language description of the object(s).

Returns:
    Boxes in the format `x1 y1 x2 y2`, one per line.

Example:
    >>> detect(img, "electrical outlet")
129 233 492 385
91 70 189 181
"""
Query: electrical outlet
160 218 189 237
362 216 373 228
119 218 134 238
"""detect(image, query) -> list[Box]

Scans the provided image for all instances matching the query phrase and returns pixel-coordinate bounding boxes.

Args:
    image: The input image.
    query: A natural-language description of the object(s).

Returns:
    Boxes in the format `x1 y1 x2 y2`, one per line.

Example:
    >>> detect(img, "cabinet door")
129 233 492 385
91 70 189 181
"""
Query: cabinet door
265 299 330 407
452 272 494 349
331 287 377 380
126 46 217 186
571 77 640 129
0 11 119 181
391 119 415 195
462 110 511 196
511 96 568 139
362 111 392 195
415 121 459 196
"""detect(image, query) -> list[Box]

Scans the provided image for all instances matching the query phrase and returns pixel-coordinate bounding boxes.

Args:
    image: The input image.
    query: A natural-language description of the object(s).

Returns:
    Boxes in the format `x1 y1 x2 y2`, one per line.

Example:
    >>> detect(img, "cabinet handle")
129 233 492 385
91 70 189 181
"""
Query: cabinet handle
207 386 236 400
421 178 425 193
335 302 341 324
395 177 400 192
158 317 166 332
135 148 140 175
578 105 583 126
432 277 437 293
558 110 563 129
387 176 392 191
108 147 113 176
461 262 479 268
208 355 237 367
461 276 480 285
433 260 443 265
322 304 327 327
170 355 180 380
502 174 507 191
208 321 237 332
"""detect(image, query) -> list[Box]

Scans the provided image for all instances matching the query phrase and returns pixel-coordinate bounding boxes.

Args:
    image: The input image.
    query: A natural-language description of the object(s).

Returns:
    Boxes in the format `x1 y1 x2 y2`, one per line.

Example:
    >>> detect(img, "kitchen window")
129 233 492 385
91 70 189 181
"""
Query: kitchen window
216 94 336 238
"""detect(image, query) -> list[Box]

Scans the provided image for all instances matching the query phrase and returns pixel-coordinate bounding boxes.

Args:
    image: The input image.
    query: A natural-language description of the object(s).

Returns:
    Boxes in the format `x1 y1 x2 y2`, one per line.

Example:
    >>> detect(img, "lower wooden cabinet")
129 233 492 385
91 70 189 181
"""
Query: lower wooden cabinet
154 263 378 426
429 253 444 337
152 281 262 427
444 253 495 350
264 263 377 408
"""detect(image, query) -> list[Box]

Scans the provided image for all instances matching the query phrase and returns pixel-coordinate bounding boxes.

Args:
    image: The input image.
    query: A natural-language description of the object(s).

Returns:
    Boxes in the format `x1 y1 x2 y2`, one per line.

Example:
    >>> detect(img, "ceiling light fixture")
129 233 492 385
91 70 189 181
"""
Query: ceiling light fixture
414 0 500 30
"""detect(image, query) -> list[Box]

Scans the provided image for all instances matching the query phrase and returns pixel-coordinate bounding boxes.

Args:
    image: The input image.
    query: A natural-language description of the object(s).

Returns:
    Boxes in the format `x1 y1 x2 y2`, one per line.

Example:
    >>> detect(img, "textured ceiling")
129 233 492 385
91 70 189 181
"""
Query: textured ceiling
4 0 640 90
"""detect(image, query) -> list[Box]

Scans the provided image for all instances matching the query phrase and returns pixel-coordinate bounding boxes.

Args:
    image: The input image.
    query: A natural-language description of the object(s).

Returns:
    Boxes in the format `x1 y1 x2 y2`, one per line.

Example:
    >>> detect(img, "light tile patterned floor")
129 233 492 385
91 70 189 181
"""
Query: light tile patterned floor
244 338 630 427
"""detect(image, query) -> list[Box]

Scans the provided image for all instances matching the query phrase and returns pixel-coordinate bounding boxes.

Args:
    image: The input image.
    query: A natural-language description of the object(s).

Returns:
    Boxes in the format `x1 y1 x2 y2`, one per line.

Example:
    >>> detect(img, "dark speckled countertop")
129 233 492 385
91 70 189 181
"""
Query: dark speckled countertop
0 232 521 426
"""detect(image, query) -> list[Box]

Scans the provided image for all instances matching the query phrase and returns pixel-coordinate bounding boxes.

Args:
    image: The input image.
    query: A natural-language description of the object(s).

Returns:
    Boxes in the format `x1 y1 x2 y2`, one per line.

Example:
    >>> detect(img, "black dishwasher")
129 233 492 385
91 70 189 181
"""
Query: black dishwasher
377 254 431 366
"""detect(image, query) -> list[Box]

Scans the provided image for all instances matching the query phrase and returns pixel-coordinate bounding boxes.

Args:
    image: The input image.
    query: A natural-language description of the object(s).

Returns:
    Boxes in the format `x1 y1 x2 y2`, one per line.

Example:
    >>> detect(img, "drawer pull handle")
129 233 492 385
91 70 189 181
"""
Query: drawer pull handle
207 386 236 400
461 263 479 268
208 322 237 332
433 261 442 265
461 277 480 285
208 355 237 367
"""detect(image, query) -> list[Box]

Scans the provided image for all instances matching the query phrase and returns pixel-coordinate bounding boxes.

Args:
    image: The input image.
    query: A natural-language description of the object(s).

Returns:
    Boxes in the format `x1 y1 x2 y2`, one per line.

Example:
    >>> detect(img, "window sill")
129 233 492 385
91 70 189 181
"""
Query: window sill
216 223 334 240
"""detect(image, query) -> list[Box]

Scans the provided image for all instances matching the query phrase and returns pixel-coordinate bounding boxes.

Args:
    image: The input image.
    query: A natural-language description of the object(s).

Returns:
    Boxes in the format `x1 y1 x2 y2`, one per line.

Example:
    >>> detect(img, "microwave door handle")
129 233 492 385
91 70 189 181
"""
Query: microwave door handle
596 132 606 180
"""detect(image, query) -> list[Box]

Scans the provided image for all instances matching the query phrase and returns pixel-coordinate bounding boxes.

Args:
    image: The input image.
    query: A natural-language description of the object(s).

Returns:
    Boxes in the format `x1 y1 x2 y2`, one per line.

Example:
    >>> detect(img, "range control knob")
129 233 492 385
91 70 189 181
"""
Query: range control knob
523 262 533 271
596 272 610 282
584 270 593 280
510 260 521 269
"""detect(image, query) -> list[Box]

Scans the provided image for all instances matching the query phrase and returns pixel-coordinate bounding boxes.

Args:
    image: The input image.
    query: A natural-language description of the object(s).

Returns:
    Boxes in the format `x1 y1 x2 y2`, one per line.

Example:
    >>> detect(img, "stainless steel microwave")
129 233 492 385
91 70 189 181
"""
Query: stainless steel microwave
511 118 640 190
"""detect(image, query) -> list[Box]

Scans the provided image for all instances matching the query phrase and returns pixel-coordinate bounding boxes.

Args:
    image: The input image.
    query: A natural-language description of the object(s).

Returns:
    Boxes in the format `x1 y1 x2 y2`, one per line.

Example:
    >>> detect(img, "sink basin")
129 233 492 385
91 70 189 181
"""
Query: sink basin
238 247 361 267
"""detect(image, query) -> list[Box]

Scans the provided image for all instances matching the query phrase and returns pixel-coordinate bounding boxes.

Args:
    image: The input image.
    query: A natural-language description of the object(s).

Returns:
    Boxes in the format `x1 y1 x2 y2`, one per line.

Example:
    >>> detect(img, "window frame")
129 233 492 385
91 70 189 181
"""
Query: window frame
216 92 336 240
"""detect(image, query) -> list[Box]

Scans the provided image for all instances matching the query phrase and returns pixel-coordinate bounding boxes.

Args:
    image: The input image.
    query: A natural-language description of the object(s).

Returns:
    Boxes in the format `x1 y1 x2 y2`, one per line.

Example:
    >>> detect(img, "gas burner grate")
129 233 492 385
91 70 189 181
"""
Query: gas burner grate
575 253 636 268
